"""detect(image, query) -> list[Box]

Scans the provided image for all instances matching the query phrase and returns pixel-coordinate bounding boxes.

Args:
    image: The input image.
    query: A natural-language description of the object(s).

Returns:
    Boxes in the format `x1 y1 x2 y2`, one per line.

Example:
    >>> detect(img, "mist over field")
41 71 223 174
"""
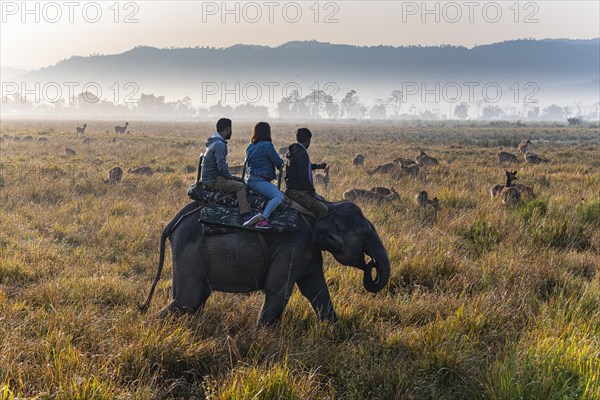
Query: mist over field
2 39 599 121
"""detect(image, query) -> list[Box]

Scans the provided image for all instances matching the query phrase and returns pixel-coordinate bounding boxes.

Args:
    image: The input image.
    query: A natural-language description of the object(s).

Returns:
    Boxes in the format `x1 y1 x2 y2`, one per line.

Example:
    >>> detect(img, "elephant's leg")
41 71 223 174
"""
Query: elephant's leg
161 249 212 316
166 283 211 316
297 270 337 322
258 273 296 326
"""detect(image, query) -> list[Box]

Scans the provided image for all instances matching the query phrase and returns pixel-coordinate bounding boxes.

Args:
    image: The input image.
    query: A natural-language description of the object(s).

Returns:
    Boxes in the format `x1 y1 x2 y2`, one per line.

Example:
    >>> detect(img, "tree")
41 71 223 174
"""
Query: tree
389 89 403 116
481 105 504 120
454 102 469 120
567 116 584 126
323 95 339 119
209 101 233 118
340 90 357 118
277 89 301 119
369 99 387 119
540 104 565 121
527 106 540 120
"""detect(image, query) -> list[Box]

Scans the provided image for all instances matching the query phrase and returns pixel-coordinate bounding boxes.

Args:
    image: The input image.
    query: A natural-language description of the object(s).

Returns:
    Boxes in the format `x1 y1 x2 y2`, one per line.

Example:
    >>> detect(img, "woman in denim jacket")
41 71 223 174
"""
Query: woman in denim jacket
245 122 285 229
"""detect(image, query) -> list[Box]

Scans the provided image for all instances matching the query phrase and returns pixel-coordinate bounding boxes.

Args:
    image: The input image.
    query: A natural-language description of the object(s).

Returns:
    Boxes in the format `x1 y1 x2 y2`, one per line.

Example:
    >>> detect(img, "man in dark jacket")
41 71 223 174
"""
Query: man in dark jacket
284 128 329 218
201 118 262 226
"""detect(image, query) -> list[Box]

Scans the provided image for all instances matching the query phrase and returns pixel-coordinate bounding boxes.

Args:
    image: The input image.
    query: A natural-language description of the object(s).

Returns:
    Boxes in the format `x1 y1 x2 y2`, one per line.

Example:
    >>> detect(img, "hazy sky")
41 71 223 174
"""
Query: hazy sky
2 0 599 68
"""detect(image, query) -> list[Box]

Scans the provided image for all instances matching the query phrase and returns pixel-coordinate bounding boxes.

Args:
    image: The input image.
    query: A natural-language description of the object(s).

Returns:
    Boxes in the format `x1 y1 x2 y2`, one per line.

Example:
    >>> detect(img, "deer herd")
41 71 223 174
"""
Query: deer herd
344 140 545 209
7 126 549 210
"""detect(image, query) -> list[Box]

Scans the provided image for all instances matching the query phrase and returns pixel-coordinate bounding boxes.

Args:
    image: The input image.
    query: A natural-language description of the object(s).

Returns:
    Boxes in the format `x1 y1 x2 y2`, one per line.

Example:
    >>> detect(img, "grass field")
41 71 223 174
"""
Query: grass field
1 119 599 399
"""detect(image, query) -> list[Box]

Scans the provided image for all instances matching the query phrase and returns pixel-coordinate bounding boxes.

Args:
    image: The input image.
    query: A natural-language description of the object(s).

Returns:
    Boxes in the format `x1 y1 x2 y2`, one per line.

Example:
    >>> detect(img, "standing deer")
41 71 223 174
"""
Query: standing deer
114 122 129 134
76 124 87 135
518 139 532 155
314 166 330 189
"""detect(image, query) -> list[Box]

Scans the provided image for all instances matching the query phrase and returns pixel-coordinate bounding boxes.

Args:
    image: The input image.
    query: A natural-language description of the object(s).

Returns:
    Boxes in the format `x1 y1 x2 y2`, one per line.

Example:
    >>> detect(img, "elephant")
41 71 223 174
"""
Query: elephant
140 201 391 326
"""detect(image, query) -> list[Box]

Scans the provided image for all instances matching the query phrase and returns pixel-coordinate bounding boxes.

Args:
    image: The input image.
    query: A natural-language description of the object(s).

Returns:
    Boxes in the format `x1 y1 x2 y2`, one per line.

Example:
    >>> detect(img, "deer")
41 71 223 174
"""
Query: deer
114 122 129 134
128 166 153 176
314 166 330 188
369 187 393 196
344 187 399 204
518 139 532 155
103 166 123 184
416 149 439 166
524 151 548 164
494 170 521 205
490 170 517 199
352 154 365 166
394 157 421 177
497 151 519 163
64 148 77 156
415 190 440 208
513 182 535 199
76 124 87 135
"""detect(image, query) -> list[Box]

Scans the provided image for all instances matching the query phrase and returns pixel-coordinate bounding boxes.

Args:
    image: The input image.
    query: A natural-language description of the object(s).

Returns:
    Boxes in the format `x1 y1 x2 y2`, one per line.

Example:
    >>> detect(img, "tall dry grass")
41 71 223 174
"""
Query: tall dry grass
1 120 598 399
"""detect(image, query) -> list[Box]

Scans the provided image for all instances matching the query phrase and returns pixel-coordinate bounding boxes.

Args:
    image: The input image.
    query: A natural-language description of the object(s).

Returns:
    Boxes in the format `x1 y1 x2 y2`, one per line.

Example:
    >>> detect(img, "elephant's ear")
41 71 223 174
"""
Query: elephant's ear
313 214 344 253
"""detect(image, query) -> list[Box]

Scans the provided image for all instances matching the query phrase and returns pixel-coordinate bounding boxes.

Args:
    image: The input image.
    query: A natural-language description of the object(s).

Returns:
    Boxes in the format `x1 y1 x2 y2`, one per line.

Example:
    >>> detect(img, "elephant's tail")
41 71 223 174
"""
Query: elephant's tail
139 202 201 313
138 225 170 313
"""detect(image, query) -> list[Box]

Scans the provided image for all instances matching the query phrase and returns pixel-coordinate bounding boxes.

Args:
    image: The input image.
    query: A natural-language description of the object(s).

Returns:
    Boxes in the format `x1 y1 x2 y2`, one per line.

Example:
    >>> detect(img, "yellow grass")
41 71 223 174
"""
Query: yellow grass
1 120 598 399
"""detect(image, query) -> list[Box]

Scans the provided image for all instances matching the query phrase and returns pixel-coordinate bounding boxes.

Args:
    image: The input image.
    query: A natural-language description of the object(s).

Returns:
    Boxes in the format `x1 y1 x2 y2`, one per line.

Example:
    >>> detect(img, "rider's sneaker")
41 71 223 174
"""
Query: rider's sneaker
242 212 263 227
255 219 272 230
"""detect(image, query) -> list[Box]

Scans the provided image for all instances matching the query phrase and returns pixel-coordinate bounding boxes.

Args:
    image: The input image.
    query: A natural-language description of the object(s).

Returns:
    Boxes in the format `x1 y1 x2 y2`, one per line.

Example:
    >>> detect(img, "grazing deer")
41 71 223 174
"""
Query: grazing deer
314 166 330 188
103 166 123 184
64 148 77 156
22 135 33 141
498 151 519 163
498 170 521 205
416 149 439 166
352 154 365 166
369 187 392 196
128 166 153 176
37 137 48 142
76 124 87 135
369 162 398 175
518 139 532 155
394 157 421 177
114 122 129 134
344 187 399 203
415 190 440 208
524 151 548 164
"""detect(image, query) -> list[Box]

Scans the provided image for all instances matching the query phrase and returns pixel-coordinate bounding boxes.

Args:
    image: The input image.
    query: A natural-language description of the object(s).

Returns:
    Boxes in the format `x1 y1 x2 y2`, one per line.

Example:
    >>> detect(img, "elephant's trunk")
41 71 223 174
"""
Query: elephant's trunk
362 234 391 293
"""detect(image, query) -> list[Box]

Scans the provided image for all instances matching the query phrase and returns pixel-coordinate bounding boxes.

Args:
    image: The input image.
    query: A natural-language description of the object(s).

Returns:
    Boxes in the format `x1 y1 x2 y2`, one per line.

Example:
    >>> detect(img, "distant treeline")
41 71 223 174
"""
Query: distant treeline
2 89 599 122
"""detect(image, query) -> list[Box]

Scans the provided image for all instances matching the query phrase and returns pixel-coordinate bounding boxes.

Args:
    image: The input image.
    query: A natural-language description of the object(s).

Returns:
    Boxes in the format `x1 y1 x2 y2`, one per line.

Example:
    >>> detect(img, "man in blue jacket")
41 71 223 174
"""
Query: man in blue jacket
201 118 262 226
284 128 329 218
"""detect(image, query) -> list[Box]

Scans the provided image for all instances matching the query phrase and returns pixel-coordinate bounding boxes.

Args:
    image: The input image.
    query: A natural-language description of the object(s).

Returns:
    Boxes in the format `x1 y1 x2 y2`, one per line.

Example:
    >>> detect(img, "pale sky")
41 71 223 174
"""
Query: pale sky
1 0 599 68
